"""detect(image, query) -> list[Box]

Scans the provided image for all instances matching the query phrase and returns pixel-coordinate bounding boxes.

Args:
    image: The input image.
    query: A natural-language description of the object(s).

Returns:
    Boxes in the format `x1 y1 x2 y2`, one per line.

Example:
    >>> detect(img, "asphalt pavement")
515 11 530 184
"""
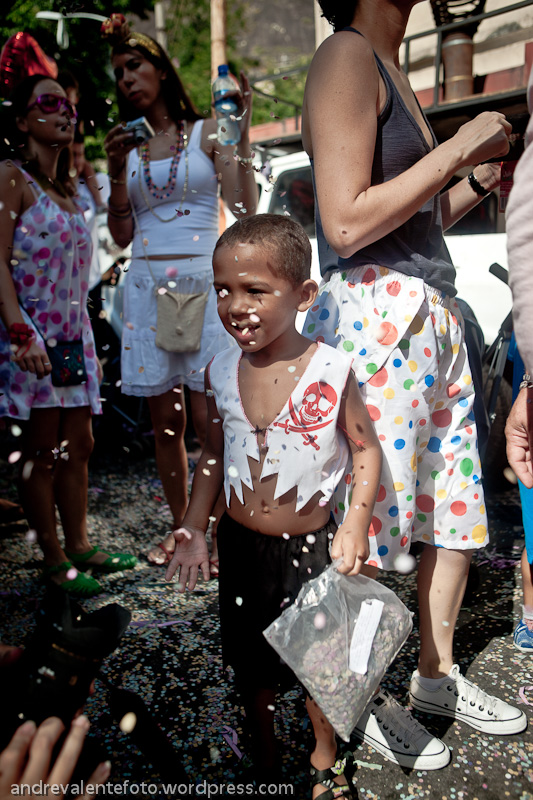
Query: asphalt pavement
0 443 532 800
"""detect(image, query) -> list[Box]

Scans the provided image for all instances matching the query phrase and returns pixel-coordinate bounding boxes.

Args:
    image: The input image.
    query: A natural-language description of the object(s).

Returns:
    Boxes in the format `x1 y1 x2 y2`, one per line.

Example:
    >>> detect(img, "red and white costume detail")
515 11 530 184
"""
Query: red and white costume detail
207 342 354 511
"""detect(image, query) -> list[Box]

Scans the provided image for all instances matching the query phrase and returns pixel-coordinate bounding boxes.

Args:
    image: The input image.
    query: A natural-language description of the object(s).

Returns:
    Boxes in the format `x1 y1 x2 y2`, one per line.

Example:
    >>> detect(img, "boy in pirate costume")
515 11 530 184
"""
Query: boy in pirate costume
166 214 383 798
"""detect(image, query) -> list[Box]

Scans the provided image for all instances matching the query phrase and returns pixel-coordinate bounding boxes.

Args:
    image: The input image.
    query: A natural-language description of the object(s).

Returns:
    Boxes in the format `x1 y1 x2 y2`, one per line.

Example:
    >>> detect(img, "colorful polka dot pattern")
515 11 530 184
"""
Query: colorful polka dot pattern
0 167 101 420
305 265 488 571
307 265 428 372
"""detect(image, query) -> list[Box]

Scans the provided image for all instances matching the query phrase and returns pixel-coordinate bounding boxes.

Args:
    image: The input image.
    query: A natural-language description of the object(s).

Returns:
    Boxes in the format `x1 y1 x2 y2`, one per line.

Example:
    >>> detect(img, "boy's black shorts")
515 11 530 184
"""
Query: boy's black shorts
217 512 336 694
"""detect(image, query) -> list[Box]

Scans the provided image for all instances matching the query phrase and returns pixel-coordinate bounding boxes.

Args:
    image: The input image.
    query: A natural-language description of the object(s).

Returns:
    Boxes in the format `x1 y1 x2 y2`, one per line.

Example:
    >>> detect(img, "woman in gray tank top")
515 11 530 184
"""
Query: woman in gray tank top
301 0 524 794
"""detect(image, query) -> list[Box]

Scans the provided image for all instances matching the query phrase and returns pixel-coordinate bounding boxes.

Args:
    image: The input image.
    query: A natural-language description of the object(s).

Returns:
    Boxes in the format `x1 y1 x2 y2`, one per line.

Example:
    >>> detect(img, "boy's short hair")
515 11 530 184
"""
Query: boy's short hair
214 214 312 286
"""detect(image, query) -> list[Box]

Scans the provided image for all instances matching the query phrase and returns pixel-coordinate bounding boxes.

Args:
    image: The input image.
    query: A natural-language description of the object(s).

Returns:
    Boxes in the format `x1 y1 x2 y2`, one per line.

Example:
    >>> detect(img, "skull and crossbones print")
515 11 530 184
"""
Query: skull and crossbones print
273 381 338 450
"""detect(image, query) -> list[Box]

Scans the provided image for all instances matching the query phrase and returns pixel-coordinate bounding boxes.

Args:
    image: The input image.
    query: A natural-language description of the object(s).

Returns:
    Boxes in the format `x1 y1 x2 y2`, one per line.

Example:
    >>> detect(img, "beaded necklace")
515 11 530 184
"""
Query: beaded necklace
138 127 189 223
140 121 184 200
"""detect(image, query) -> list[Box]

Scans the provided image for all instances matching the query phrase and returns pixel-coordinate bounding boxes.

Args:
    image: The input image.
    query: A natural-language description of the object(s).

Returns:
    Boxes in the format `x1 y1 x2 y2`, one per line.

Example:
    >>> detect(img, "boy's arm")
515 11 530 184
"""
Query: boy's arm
166 368 225 591
332 370 382 575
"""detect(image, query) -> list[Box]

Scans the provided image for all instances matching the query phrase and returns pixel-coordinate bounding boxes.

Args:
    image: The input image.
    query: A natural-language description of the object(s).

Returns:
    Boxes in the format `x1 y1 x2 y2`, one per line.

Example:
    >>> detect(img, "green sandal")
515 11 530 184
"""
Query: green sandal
310 752 356 800
43 561 102 598
65 545 137 574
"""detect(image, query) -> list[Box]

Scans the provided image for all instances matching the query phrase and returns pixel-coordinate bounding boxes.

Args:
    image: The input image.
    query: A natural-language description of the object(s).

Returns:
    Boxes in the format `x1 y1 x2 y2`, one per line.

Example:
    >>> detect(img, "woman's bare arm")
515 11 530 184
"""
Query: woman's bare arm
0 163 26 329
0 163 52 378
305 32 510 259
440 162 501 231
206 72 258 218
104 124 136 248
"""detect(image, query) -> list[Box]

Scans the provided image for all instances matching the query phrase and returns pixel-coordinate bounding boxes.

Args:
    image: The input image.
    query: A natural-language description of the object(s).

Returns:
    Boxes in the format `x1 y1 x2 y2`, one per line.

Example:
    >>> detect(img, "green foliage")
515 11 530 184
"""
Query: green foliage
165 0 245 117
164 0 307 126
0 0 307 152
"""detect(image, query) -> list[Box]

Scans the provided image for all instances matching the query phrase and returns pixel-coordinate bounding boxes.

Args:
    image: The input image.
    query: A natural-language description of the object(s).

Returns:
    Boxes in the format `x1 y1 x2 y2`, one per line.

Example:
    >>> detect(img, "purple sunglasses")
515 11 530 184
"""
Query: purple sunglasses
25 93 77 120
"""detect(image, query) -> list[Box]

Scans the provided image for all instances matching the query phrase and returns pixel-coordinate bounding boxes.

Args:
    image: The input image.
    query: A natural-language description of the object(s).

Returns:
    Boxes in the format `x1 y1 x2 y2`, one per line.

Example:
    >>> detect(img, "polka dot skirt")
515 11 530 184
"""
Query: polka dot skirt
305 265 488 570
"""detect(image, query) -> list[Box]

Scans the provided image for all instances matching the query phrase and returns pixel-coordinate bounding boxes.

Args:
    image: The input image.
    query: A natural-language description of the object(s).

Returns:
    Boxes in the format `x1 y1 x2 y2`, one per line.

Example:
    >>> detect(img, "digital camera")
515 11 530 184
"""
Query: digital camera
123 116 155 144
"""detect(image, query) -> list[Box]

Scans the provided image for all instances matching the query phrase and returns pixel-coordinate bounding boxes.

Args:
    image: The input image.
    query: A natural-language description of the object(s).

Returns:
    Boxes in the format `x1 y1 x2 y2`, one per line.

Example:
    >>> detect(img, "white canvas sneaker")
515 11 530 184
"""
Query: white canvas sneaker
409 665 527 734
352 690 451 770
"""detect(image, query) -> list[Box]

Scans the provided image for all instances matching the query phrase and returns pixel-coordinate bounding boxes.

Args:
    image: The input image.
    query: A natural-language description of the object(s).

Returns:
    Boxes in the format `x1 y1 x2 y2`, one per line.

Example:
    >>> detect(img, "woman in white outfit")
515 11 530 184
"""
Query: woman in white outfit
102 15 257 564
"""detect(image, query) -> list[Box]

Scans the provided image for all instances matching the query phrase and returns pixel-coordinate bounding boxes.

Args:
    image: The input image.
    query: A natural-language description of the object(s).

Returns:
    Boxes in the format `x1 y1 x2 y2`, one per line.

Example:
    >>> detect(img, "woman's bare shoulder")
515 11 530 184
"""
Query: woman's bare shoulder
0 160 31 202
309 28 376 77
0 161 31 233
0 159 24 182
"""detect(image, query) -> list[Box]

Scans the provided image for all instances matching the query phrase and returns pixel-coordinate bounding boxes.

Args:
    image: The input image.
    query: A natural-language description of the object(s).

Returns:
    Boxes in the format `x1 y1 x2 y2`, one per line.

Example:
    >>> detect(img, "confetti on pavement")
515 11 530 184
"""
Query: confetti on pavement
0 447 531 798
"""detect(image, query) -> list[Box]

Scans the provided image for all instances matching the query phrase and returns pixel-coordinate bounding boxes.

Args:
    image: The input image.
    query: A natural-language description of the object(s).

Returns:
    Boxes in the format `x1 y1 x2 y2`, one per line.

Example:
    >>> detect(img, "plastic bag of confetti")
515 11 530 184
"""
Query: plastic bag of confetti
263 562 413 741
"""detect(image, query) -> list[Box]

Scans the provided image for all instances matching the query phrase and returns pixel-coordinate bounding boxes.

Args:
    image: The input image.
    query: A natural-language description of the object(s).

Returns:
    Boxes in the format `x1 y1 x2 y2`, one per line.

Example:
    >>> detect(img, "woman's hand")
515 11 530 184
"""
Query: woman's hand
103 123 137 177
471 162 502 193
506 387 533 489
96 357 104 385
451 111 512 169
13 340 51 380
0 716 111 800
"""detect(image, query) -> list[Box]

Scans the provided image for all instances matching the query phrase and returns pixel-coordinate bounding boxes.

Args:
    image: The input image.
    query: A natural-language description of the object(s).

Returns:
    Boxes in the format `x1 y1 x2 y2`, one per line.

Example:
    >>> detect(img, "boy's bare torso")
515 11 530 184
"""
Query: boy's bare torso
226 340 331 536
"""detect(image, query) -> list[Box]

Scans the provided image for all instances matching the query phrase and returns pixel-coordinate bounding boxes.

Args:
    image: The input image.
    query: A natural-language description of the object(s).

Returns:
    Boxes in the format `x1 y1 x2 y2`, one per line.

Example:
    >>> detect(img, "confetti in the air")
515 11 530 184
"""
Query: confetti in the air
119 712 137 733
314 612 327 630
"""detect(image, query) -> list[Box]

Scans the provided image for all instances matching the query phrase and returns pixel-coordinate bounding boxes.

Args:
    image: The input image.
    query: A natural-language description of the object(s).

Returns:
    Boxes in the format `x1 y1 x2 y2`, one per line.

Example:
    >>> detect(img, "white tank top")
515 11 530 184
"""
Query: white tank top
208 342 354 511
128 120 219 258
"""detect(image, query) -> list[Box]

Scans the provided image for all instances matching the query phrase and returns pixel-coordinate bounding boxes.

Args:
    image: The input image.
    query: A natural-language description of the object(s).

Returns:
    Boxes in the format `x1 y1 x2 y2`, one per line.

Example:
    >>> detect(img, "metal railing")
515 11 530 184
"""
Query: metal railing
402 0 533 108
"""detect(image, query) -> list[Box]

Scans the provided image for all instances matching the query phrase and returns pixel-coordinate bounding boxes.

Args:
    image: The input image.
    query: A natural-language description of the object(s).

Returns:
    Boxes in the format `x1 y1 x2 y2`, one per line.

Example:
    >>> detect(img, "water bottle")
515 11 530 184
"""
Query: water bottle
213 65 241 146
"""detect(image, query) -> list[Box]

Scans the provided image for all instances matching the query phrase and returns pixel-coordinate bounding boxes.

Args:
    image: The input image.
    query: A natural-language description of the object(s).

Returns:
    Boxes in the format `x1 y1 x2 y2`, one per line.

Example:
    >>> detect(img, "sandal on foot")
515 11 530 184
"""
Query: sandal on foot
43 561 102 597
146 542 173 566
209 559 219 578
310 753 356 800
65 546 137 573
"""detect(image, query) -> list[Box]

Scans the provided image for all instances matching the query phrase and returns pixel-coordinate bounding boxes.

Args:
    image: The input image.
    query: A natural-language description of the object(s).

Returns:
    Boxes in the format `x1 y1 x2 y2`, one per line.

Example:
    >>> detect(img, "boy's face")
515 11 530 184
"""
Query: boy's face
213 243 310 354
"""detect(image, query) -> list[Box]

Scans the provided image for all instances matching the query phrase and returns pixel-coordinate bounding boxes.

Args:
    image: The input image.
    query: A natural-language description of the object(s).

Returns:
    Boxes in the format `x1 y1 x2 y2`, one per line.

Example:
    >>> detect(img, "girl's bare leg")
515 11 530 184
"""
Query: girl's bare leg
189 389 207 448
53 407 101 560
190 388 220 571
417 544 472 677
146 388 188 563
522 547 533 610
18 408 65 578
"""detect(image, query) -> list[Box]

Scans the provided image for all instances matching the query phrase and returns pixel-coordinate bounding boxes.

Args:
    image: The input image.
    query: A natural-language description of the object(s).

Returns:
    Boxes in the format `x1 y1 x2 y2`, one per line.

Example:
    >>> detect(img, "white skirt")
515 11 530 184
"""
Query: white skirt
121 255 234 395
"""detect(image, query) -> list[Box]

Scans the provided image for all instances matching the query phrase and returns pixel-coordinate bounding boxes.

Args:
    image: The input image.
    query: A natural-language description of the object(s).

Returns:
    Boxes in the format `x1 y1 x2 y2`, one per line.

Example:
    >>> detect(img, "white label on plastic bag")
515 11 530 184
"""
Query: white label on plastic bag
349 599 384 675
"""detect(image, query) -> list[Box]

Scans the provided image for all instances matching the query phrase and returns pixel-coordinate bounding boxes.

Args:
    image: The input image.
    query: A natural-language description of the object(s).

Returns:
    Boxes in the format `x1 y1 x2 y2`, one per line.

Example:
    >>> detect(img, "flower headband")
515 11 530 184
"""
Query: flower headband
100 13 162 61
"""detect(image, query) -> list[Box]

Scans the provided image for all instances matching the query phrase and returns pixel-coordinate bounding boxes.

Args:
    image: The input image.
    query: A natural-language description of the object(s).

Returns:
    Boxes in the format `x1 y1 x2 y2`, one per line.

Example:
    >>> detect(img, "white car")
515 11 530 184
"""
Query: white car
251 150 511 345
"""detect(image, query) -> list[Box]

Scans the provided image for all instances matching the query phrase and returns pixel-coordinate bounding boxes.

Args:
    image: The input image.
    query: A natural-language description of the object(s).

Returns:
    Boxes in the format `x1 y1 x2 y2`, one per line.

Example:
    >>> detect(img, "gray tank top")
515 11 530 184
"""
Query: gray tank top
313 27 456 296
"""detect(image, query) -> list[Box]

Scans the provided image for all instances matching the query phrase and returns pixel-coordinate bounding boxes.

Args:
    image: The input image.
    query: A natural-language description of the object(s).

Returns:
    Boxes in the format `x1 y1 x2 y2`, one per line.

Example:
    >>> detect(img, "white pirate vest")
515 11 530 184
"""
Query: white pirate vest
208 342 353 512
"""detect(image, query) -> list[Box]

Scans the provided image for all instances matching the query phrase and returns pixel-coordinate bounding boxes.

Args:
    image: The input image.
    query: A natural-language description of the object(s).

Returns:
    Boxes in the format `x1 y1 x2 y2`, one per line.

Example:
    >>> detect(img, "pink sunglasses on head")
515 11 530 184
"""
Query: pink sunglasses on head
25 93 77 120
